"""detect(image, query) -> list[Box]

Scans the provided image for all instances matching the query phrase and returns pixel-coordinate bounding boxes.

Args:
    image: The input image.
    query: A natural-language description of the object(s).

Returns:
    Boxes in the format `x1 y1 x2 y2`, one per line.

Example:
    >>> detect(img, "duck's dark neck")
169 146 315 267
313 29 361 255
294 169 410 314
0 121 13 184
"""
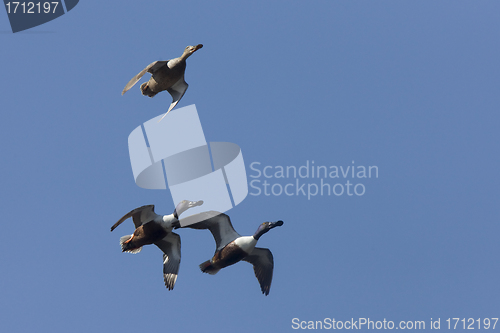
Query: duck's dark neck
253 229 268 241
173 211 179 220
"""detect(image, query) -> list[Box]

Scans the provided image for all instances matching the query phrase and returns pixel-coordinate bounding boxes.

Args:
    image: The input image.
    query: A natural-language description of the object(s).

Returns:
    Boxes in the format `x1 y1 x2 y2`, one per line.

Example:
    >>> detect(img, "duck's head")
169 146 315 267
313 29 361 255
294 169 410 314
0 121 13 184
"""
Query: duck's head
173 200 204 219
182 44 203 58
253 220 284 240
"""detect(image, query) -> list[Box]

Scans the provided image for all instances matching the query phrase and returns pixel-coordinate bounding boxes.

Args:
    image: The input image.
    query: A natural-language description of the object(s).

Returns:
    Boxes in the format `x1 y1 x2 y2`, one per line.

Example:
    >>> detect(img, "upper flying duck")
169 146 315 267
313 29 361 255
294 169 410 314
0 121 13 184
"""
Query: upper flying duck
175 211 283 295
121 44 203 121
111 200 203 290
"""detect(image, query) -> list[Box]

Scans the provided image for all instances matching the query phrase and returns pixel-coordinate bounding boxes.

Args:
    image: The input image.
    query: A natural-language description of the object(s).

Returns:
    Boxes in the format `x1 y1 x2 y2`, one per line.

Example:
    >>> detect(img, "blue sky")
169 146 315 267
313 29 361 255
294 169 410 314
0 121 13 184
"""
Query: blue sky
1 1 499 332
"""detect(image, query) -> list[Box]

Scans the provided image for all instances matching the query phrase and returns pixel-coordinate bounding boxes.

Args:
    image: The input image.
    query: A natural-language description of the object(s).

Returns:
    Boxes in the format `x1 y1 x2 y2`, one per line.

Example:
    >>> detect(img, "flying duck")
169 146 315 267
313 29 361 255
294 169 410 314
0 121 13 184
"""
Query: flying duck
175 211 283 295
111 200 203 290
121 44 203 121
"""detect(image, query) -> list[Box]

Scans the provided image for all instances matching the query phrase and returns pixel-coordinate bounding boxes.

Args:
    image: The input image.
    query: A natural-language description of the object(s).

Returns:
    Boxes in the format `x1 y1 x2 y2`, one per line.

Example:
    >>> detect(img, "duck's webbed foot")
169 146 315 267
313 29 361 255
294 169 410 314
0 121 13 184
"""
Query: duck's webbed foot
124 234 135 244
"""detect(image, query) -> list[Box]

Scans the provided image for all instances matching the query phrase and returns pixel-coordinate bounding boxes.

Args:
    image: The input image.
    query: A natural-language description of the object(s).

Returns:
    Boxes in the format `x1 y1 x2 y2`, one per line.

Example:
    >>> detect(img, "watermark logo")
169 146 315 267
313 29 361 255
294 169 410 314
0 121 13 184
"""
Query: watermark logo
3 0 79 33
128 104 248 226
249 160 379 200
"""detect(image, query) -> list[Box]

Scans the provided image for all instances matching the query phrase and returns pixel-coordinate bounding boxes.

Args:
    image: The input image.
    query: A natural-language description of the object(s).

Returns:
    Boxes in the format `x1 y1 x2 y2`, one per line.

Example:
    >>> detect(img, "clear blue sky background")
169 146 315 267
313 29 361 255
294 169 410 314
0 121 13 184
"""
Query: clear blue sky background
1 1 499 332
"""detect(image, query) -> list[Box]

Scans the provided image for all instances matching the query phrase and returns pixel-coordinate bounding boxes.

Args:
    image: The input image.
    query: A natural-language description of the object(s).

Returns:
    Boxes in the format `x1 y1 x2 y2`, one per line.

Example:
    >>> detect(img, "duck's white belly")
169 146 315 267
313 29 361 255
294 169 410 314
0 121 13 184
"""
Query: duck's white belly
233 236 257 254
158 214 176 231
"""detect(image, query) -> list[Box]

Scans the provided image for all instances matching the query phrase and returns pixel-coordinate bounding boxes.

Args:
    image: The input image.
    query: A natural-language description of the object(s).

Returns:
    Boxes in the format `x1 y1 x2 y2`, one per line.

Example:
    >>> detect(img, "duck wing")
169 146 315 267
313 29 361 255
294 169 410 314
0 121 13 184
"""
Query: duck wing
158 77 189 122
177 211 241 251
154 232 181 290
121 61 169 95
111 205 156 231
243 247 274 296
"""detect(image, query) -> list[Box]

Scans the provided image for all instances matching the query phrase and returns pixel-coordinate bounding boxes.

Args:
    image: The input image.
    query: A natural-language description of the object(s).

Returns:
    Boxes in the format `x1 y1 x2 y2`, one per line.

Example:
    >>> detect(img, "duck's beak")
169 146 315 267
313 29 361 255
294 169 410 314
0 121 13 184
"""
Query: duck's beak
269 220 284 228
191 200 204 207
193 44 203 52
174 200 204 217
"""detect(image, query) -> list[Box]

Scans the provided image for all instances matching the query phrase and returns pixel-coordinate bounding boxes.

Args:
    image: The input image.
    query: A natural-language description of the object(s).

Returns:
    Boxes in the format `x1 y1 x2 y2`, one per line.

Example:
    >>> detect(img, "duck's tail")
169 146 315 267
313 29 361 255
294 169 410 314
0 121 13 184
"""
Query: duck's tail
140 82 157 97
120 235 142 254
199 260 220 275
